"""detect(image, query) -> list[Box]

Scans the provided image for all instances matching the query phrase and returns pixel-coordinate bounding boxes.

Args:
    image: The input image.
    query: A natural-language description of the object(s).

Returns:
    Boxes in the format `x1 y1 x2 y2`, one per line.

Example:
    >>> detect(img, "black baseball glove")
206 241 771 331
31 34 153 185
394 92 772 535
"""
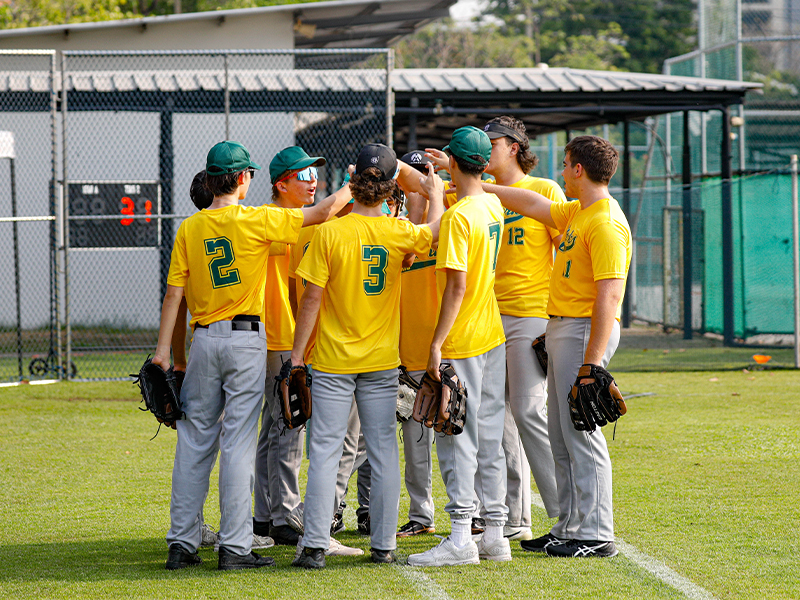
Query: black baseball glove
531 333 548 376
132 357 183 437
567 364 627 433
275 359 312 431
412 363 467 435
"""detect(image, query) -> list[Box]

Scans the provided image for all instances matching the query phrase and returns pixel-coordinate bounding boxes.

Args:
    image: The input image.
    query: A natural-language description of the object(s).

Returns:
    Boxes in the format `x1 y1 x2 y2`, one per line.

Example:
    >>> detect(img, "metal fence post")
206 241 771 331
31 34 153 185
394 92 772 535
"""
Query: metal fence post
224 53 230 141
386 49 394 148
791 154 800 368
61 52 71 380
51 51 62 380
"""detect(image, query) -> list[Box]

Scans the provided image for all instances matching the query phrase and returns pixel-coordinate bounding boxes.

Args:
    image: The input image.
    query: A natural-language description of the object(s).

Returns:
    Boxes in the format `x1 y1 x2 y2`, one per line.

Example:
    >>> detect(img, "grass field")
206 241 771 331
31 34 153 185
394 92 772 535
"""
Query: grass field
1 372 799 599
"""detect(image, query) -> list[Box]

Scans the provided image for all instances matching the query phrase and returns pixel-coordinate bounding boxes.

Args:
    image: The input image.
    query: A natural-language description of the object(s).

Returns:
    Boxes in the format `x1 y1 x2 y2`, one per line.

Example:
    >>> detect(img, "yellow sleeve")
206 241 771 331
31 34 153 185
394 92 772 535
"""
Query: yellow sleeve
166 221 188 287
549 201 576 233
295 228 329 289
588 219 631 281
397 221 434 257
540 181 567 241
436 211 469 272
264 206 304 245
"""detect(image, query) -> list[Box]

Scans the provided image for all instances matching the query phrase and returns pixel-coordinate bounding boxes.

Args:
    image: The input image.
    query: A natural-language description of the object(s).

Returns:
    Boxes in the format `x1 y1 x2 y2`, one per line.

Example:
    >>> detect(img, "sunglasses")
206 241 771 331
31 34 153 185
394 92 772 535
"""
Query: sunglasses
278 166 318 184
246 168 256 179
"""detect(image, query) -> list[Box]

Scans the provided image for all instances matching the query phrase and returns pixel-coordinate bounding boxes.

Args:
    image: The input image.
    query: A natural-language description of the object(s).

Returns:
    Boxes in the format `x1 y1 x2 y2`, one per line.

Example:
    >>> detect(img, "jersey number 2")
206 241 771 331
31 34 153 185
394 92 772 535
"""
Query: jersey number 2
205 237 240 289
362 245 388 295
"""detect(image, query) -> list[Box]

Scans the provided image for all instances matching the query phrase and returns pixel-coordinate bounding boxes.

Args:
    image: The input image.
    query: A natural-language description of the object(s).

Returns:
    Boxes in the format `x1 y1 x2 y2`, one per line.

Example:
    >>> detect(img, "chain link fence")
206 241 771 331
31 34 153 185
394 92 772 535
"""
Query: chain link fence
0 49 390 382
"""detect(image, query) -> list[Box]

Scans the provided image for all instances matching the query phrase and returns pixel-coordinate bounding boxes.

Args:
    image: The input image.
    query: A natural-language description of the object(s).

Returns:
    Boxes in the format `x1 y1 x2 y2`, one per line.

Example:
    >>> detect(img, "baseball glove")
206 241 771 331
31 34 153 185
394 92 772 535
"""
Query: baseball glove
531 333 548 376
396 367 420 423
132 357 183 437
412 363 467 435
275 359 312 431
567 364 627 433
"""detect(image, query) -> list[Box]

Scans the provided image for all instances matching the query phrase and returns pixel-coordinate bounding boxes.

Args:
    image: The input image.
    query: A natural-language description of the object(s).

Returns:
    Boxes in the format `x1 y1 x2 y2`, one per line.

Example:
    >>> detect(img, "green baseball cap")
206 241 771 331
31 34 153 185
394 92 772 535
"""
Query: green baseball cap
269 146 327 184
443 126 492 166
206 141 261 175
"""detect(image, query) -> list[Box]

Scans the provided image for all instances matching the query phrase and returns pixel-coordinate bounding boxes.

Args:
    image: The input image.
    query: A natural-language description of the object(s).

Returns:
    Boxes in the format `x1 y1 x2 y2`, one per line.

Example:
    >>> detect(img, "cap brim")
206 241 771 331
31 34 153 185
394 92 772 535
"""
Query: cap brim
249 161 262 170
484 131 506 140
289 156 326 172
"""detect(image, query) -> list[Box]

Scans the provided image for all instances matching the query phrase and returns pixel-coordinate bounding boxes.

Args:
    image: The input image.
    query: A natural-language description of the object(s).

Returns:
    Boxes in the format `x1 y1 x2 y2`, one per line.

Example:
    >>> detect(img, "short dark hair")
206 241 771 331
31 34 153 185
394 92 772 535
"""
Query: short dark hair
190 171 213 210
487 116 538 173
452 154 486 177
350 167 396 207
205 171 241 197
564 135 618 184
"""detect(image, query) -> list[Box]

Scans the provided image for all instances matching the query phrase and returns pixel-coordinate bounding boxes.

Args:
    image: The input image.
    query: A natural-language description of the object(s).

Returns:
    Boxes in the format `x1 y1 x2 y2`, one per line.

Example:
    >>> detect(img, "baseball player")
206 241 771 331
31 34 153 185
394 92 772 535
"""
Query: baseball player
397 150 439 538
483 116 563 541
482 135 631 558
291 144 444 569
253 146 326 548
408 126 510 567
152 140 351 571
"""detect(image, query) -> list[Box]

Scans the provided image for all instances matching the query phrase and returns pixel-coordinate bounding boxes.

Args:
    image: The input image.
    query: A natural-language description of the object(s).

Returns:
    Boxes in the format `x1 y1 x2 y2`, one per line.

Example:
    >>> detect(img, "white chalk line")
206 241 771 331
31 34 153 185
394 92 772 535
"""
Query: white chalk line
532 493 718 600
395 563 455 600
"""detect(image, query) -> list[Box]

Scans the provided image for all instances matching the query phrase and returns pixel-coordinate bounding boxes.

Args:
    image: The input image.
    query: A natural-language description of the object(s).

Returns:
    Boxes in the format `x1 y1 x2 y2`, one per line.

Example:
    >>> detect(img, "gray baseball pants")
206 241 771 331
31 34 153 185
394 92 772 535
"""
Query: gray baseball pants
167 321 266 555
437 343 508 525
501 314 560 522
334 397 368 513
253 350 304 526
546 317 619 542
302 369 400 551
400 369 435 527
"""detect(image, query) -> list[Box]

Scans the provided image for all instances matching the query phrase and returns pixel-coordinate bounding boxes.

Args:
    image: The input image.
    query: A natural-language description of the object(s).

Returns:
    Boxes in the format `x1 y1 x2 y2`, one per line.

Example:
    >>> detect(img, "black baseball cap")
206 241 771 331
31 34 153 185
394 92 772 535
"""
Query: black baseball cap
356 144 398 181
401 150 429 173
483 121 526 144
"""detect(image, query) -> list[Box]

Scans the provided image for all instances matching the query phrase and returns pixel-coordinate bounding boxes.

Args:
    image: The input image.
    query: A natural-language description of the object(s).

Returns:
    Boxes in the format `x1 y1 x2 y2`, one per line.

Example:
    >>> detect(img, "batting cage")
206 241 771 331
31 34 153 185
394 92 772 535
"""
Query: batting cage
0 49 391 382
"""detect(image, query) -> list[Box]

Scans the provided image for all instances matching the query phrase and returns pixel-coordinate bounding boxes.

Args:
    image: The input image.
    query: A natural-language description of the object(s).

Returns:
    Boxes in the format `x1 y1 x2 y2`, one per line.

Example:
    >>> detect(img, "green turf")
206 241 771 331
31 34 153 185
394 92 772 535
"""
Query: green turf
0 372 798 599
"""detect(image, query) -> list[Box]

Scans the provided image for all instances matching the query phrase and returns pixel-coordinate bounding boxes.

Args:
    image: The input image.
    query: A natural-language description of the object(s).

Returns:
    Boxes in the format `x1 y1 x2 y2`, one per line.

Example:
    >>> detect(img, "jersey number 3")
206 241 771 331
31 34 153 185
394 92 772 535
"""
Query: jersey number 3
205 237 241 289
362 245 388 295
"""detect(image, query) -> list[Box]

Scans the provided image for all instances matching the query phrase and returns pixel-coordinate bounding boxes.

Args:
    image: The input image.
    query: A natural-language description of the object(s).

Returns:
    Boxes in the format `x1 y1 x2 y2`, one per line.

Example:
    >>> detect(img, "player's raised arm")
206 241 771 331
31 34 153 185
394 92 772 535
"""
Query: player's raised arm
421 163 445 243
481 182 557 229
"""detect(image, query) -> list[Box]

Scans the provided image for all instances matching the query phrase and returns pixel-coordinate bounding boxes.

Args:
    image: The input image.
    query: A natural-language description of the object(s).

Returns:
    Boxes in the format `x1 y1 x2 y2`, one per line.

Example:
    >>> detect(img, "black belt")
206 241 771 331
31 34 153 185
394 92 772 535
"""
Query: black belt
194 314 260 331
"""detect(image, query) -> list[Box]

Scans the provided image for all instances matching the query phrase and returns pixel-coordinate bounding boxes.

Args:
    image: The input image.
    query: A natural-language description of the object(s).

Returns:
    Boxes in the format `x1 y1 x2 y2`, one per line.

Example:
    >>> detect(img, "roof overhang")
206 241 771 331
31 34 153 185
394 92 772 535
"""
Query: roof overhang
0 0 456 49
391 68 761 148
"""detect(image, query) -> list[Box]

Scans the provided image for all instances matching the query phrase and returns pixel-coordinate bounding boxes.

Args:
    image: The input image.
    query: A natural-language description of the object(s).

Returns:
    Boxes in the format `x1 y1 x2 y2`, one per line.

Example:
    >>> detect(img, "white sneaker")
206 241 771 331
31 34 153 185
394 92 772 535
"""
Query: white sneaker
295 535 364 557
200 523 219 548
477 536 512 561
286 503 304 534
252 533 275 550
407 537 480 567
327 537 364 557
503 526 533 541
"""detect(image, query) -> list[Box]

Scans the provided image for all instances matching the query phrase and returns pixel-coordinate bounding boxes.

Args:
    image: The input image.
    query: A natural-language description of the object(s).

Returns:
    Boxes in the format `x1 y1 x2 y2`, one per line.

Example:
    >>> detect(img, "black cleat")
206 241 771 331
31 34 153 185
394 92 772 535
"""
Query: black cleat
471 517 486 535
370 548 396 564
520 532 568 553
165 544 202 570
545 539 618 558
357 512 371 536
396 520 435 538
217 546 275 570
330 511 345 536
253 519 272 537
269 523 300 546
292 547 326 569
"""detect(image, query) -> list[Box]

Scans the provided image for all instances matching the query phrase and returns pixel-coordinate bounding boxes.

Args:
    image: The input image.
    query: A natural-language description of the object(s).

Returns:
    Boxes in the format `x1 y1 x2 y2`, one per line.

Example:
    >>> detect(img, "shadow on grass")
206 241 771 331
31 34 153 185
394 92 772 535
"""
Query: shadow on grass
0 537 392 582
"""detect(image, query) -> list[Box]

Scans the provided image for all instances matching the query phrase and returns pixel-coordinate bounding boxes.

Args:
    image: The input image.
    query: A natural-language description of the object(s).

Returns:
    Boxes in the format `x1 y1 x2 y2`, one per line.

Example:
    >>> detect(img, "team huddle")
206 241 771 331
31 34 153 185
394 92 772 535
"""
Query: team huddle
149 116 632 571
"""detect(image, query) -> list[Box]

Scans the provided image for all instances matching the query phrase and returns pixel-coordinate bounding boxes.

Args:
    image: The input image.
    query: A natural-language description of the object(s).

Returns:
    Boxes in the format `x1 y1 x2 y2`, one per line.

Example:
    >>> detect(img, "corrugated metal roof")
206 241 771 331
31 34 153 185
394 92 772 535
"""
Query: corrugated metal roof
0 66 760 95
391 68 760 95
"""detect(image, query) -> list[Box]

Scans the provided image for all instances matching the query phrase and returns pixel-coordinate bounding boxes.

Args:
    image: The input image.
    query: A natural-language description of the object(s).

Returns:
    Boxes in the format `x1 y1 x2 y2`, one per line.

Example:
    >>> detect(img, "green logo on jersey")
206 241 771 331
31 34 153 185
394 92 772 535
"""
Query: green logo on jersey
362 245 389 295
559 227 577 252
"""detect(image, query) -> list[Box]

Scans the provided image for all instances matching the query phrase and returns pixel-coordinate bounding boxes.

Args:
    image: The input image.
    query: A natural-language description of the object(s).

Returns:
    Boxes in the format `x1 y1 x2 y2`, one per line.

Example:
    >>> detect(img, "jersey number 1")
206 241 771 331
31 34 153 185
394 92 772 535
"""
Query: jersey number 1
362 245 388 295
205 237 240 289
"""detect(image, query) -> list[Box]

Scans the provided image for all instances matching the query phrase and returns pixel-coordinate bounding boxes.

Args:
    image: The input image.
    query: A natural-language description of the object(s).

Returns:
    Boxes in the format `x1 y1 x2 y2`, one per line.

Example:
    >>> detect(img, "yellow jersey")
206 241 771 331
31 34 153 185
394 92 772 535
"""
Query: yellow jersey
436 193 506 359
263 244 294 351
167 204 303 327
296 213 433 374
289 224 320 364
494 175 566 318
547 198 631 320
399 248 438 371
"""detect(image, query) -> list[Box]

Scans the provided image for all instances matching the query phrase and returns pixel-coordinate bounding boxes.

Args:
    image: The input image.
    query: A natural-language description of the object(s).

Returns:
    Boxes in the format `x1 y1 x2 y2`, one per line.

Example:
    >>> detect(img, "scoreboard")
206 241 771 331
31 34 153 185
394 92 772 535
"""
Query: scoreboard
68 181 161 249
